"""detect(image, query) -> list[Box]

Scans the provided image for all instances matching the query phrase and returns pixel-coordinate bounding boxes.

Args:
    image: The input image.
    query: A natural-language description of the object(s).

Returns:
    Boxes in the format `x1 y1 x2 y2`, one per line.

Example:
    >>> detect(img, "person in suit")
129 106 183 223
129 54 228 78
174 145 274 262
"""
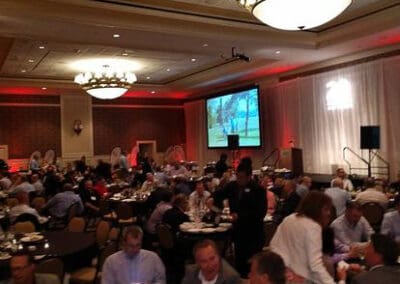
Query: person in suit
348 233 400 284
248 250 286 284
181 239 241 284
162 193 189 233
8 252 60 284
216 158 267 277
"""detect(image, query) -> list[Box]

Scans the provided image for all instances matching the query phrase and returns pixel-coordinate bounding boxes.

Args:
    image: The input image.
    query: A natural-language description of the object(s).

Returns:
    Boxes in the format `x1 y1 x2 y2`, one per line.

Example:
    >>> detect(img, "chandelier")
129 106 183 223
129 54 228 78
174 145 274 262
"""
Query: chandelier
74 65 137 99
237 0 352 31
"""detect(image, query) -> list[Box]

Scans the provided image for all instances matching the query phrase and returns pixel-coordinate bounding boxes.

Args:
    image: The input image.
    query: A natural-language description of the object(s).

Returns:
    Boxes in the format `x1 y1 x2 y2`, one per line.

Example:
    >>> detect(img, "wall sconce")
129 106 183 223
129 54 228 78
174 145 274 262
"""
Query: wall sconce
73 119 83 135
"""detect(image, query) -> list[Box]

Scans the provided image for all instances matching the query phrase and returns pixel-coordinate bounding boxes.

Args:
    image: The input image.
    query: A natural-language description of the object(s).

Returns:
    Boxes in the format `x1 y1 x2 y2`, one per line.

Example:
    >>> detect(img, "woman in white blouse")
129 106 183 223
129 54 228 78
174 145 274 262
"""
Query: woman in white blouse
270 191 336 284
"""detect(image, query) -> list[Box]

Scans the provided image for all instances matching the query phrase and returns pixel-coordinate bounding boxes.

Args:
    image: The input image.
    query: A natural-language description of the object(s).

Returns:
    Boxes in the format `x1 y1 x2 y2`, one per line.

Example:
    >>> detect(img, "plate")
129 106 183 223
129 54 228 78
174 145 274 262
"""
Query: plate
0 253 11 260
187 228 201 233
34 255 46 260
215 227 228 232
201 228 216 233
20 235 44 243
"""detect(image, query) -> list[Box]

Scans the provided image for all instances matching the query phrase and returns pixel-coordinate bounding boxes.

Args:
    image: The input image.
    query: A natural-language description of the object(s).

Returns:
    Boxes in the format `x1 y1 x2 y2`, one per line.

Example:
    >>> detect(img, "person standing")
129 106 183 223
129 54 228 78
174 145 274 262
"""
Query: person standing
217 158 266 277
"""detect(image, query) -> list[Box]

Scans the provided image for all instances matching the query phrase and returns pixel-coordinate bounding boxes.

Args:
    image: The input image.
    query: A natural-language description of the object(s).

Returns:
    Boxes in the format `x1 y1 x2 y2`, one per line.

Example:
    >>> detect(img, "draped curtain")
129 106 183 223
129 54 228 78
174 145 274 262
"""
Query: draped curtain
185 55 400 179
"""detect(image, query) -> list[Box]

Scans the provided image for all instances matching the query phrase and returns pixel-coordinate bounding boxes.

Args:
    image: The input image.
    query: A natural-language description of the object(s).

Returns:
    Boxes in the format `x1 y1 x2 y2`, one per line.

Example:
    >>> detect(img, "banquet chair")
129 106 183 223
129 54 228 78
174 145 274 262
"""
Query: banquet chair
70 241 118 284
108 227 120 242
361 202 384 231
96 220 111 248
6 198 19 208
14 221 35 233
14 213 41 232
35 258 64 283
116 203 136 227
67 217 86 233
31 196 46 211
99 200 116 222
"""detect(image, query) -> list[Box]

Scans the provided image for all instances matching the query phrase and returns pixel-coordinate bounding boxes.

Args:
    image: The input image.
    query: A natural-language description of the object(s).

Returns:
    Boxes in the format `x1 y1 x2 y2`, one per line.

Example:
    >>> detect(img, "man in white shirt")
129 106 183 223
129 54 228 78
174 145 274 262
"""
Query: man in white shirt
31 174 44 194
0 171 11 190
331 168 354 191
189 180 211 212
325 178 352 216
102 226 166 284
380 194 400 242
141 173 157 192
331 201 374 250
355 178 388 209
9 191 41 223
9 174 35 194
295 176 312 198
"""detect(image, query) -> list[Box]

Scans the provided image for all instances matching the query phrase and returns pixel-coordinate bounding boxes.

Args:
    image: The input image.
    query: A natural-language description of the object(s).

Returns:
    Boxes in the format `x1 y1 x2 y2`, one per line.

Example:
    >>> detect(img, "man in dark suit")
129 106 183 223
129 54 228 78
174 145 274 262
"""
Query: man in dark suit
182 239 241 284
216 158 267 277
345 233 400 284
162 193 189 233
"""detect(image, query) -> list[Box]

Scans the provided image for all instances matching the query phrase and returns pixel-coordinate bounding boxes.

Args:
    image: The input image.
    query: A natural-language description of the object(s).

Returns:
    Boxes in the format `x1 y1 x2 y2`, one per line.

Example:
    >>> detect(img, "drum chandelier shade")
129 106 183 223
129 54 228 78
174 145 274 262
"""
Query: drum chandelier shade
237 0 352 31
74 65 137 99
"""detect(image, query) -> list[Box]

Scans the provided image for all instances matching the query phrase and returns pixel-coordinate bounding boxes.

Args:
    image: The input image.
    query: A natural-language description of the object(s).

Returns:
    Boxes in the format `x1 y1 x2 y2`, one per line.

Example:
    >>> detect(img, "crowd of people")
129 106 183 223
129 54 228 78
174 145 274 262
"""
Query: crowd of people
0 153 400 284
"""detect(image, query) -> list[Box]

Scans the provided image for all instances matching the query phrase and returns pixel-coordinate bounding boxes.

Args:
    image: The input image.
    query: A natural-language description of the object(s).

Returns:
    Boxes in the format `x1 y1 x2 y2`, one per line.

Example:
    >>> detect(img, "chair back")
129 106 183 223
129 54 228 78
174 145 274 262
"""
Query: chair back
362 202 384 228
116 203 133 220
67 217 86 232
6 198 19 208
98 241 118 271
14 221 35 233
98 199 110 215
35 258 64 282
67 203 80 222
108 227 120 242
31 197 46 211
156 223 174 250
14 213 41 231
96 220 111 248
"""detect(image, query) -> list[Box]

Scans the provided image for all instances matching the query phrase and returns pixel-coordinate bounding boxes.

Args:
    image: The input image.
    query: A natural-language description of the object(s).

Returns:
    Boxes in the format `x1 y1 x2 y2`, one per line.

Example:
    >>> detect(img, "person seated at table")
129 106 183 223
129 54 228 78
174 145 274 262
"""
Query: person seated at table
331 167 354 191
248 250 286 284
8 252 60 284
94 159 111 181
260 176 277 215
78 179 100 215
325 178 352 216
172 175 191 196
340 233 400 284
273 179 301 224
355 178 389 209
8 174 35 195
182 239 241 284
0 170 12 191
295 176 312 198
9 191 40 224
140 173 157 192
330 201 374 251
102 225 166 284
380 194 400 242
202 197 221 224
162 193 189 234
168 162 190 178
41 183 84 219
189 179 211 212
31 174 44 195
145 190 173 235
93 177 108 198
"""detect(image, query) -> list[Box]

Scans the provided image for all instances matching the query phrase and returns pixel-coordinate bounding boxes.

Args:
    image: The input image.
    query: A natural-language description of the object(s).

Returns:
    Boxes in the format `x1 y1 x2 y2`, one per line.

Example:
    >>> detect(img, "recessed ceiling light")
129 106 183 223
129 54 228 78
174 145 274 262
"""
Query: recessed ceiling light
191 58 197 62
146 76 151 80
203 43 208 47
275 50 281 54
38 46 45 49
113 34 120 38
151 91 156 94
166 68 171 72
21 69 26 73
122 53 128 56
41 87 47 90
28 59 34 63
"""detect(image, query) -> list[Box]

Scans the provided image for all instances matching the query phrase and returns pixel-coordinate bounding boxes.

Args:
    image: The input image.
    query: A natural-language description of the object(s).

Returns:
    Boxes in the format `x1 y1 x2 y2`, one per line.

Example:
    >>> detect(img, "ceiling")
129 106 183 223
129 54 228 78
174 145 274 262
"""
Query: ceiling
0 0 399 99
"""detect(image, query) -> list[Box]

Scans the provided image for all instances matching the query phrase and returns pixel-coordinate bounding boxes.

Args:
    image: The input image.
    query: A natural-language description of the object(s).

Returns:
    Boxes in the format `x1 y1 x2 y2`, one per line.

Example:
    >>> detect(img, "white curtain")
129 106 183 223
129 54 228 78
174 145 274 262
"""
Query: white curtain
185 55 400 179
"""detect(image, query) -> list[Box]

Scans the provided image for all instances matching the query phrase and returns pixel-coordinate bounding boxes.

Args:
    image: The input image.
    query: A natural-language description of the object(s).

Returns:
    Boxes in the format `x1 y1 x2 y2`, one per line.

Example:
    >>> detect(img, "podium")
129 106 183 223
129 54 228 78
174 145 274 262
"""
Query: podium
278 148 303 177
